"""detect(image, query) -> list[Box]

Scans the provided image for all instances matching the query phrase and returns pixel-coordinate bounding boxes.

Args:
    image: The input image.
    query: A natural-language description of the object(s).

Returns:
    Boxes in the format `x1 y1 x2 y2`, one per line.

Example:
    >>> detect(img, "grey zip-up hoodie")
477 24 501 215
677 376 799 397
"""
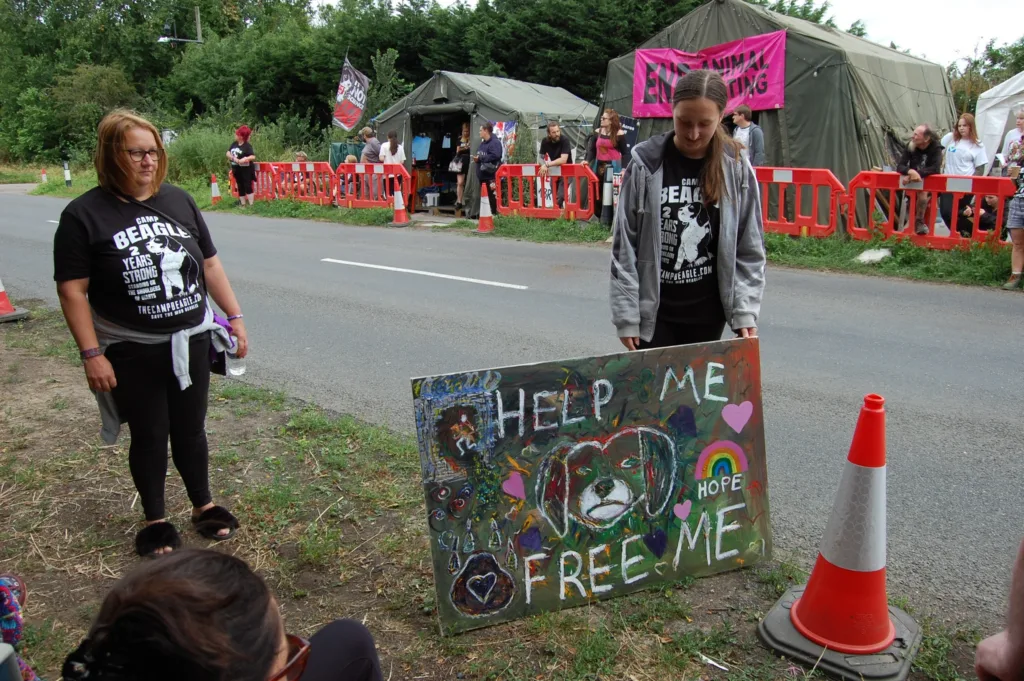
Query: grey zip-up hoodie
610 132 766 341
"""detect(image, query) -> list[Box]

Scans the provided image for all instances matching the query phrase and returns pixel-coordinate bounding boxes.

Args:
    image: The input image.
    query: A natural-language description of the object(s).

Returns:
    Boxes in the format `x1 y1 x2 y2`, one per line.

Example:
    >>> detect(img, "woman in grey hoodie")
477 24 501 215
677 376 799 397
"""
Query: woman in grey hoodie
610 70 766 350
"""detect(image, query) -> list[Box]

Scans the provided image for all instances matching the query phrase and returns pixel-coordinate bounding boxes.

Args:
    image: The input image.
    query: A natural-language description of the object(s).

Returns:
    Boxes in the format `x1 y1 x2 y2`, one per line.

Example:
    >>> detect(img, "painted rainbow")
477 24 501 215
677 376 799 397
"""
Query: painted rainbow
694 440 749 480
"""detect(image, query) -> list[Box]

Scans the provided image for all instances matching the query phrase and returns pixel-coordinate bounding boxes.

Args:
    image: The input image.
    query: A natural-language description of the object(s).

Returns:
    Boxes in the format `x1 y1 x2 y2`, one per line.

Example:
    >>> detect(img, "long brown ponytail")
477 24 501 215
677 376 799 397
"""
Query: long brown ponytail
671 70 741 205
387 130 399 156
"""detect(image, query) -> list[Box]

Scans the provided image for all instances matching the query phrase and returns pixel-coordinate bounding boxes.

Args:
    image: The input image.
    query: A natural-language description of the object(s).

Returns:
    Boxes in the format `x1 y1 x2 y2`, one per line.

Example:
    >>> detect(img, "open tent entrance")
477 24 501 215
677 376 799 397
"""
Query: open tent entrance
407 112 473 216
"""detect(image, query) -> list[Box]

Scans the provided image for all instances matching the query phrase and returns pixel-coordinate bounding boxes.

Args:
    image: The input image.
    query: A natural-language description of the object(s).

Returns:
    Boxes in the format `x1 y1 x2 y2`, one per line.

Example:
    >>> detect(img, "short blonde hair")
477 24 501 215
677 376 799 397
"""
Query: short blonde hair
95 110 168 196
345 154 358 163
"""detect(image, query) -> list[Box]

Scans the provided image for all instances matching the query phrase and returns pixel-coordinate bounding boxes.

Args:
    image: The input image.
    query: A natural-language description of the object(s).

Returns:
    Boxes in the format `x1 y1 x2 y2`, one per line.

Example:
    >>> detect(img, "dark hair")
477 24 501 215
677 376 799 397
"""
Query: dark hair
733 105 752 121
235 125 252 143
387 130 399 156
481 121 494 134
672 69 741 205
62 550 280 681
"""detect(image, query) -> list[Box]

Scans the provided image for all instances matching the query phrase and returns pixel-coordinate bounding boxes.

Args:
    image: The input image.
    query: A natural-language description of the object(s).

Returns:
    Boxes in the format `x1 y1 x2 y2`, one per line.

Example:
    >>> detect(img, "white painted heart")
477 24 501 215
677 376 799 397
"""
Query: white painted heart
722 401 754 433
467 572 497 604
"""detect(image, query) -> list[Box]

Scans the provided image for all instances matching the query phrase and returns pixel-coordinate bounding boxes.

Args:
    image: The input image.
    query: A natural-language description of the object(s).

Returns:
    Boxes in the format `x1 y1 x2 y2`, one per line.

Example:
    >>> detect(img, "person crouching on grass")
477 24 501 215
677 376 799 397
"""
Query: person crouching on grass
53 110 248 558
610 69 766 350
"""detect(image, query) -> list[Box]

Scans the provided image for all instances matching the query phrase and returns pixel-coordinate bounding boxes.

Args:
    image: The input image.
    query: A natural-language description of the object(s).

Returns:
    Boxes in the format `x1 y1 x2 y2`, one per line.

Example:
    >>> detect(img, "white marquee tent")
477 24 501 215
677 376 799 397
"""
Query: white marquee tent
977 71 1024 171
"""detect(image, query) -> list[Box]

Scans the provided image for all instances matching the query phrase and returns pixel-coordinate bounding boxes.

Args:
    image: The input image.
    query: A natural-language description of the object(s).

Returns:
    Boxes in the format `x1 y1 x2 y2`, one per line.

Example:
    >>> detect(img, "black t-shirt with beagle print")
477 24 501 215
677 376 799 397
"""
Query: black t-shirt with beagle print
657 142 723 325
53 184 217 333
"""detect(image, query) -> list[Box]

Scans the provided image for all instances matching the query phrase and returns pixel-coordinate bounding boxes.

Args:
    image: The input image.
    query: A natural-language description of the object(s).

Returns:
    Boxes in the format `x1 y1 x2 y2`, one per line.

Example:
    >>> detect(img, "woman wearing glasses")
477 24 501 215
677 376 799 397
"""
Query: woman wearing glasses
53 110 248 557
62 550 383 681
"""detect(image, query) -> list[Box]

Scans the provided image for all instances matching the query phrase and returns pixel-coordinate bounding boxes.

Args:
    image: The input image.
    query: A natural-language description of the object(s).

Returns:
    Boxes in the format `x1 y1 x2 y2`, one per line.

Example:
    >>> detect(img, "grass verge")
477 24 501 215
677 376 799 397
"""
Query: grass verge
432 214 612 243
0 165 42 184
0 300 986 681
764 232 1012 287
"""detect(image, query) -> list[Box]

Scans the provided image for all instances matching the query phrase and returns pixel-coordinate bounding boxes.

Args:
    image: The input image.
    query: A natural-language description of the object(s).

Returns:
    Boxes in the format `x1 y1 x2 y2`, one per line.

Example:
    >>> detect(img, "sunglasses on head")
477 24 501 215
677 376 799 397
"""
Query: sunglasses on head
268 634 310 681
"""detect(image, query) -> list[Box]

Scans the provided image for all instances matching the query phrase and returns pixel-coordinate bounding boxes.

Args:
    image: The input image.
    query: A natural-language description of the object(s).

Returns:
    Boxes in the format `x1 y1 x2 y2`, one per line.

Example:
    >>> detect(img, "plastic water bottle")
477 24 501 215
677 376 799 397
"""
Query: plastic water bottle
227 351 246 377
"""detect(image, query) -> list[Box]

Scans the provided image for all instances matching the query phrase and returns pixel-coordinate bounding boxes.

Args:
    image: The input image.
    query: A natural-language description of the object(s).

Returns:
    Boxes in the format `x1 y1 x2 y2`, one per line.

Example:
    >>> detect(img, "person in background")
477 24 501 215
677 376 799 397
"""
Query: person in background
539 121 572 208
455 122 472 210
940 114 988 229
1001 108 1024 160
974 538 1024 681
610 69 766 350
474 121 503 215
586 109 628 208
897 124 943 235
295 151 308 163
1002 140 1024 290
730 105 766 166
61 549 383 681
359 127 382 200
226 125 256 207
378 130 407 200
359 127 381 163
956 194 1006 238
54 110 247 558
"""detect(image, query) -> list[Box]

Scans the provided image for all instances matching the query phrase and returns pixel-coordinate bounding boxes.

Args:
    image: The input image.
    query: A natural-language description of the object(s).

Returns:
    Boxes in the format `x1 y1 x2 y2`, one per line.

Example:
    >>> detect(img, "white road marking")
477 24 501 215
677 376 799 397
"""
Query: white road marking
47 220 58 224
321 258 528 290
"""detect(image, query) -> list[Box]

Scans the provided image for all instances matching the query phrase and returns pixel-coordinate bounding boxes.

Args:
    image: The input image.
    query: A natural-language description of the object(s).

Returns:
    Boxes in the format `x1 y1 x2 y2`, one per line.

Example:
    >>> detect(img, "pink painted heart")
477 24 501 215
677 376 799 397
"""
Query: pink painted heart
501 472 526 500
673 500 692 522
722 401 754 433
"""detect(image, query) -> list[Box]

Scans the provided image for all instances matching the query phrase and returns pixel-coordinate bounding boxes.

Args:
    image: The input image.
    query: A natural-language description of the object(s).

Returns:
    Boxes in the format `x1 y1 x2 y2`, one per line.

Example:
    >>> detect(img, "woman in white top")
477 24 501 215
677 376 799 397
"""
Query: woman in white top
379 130 407 201
1002 109 1024 160
939 114 988 230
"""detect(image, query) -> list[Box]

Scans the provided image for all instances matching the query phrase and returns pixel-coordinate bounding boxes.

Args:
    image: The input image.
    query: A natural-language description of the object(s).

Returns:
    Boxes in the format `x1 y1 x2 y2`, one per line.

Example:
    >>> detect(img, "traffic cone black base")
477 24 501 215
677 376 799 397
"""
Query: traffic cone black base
0 308 29 324
758 585 921 681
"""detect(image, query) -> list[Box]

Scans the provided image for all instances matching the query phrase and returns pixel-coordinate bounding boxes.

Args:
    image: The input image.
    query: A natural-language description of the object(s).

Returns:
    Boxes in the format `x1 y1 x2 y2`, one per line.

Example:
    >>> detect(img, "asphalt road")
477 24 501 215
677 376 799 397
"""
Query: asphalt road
2 191 1021 627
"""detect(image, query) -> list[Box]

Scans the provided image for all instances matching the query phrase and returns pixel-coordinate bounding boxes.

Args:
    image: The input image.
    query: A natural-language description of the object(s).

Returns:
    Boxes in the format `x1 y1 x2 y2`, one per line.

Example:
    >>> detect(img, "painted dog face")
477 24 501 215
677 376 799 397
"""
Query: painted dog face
538 427 676 537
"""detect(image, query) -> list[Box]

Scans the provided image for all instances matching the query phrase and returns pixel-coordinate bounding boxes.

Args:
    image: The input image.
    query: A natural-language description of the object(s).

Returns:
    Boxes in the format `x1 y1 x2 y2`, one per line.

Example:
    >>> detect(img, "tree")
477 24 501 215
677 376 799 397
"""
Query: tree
364 48 412 126
847 20 866 37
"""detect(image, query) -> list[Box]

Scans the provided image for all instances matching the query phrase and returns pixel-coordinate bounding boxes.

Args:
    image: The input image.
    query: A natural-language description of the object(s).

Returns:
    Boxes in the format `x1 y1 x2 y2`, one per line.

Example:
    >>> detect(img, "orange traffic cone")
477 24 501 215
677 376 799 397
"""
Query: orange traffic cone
0 276 29 324
40 168 47 183
475 183 495 234
390 185 410 227
211 174 221 205
758 394 921 681
790 393 893 653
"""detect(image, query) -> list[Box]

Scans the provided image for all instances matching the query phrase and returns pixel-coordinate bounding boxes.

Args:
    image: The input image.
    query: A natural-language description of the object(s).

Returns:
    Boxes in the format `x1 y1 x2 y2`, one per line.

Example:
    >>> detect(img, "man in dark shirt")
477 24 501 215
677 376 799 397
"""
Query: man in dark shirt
896 125 943 234
539 121 572 209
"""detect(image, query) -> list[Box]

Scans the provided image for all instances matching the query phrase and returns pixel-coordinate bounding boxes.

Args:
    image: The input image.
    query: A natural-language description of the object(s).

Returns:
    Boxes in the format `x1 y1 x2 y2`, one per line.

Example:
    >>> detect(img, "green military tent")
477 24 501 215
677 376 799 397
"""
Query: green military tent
376 71 598 217
600 0 957 188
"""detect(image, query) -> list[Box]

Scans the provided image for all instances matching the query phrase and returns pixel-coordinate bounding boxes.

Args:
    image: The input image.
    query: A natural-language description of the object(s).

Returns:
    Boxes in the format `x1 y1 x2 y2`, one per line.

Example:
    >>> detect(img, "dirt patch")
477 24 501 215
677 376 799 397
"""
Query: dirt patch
0 309 983 681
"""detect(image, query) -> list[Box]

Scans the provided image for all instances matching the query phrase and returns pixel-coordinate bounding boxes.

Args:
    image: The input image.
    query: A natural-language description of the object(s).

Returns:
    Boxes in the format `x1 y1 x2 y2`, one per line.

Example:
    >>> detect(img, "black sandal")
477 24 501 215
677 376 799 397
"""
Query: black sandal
191 506 240 541
135 522 182 558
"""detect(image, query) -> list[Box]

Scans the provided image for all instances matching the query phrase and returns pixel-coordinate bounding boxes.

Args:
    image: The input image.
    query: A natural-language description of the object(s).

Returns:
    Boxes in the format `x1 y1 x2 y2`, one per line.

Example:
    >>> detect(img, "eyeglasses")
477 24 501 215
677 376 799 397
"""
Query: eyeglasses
125 149 163 162
268 634 311 681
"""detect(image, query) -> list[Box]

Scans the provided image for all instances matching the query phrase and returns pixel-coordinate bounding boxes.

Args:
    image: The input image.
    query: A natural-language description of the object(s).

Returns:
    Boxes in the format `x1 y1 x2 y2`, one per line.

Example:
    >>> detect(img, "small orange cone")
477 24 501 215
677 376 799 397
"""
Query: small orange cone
475 183 495 234
0 276 29 324
40 168 47 183
211 174 221 205
389 185 410 227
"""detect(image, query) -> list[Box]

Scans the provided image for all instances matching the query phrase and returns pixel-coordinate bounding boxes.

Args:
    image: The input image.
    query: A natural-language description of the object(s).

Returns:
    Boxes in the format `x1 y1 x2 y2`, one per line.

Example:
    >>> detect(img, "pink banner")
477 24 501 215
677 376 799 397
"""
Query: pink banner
632 30 787 118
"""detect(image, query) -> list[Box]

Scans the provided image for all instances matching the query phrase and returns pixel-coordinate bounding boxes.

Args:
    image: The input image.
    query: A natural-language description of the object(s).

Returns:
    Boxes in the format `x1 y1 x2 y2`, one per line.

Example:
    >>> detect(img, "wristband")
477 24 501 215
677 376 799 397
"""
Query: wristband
80 347 103 360
227 314 243 321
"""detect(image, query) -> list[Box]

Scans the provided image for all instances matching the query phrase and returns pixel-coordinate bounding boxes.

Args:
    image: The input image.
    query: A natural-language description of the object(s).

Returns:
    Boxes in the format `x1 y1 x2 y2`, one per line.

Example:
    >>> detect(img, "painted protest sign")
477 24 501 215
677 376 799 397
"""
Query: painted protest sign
411 339 771 635
632 30 787 118
332 58 370 131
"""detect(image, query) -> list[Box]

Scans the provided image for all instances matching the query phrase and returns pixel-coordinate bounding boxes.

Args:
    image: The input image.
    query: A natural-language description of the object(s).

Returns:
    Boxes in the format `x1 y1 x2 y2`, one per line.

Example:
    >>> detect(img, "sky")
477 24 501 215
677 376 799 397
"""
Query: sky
314 0 1019 69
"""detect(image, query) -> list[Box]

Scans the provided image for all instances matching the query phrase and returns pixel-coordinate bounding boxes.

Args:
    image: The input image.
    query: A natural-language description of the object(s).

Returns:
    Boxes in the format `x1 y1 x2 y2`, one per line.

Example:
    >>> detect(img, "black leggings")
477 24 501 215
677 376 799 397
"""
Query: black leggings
234 167 254 196
638 318 727 349
304 620 383 681
106 334 212 521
